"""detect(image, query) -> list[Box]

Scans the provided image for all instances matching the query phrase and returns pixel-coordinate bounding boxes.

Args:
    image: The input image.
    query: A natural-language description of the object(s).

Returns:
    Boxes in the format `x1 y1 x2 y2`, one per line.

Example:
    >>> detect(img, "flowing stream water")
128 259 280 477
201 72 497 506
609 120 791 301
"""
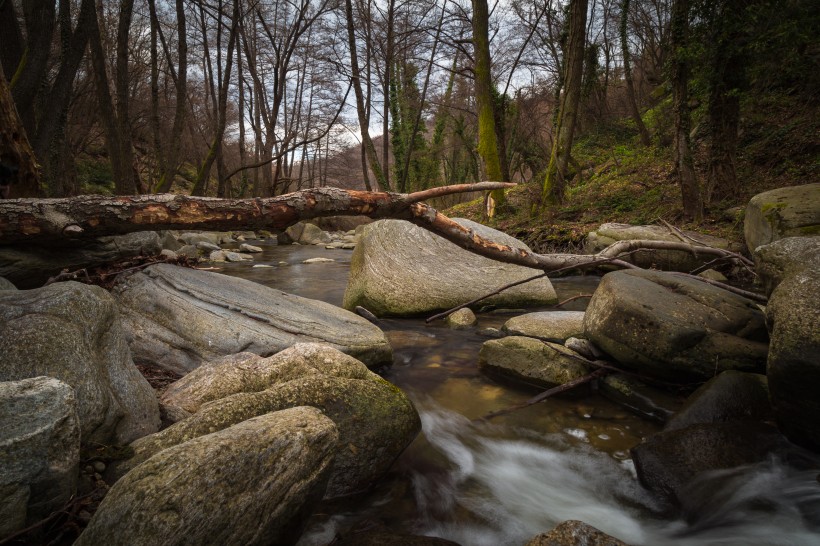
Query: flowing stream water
219 241 820 546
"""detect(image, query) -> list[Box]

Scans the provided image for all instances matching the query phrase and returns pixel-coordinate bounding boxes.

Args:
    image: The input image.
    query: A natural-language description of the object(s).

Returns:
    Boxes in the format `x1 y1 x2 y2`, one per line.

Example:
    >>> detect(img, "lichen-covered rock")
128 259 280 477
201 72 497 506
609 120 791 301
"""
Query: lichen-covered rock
343 219 557 316
124 344 420 498
0 231 162 289
0 282 160 445
478 336 590 390
585 223 735 272
76 407 338 546
744 183 820 252
756 237 820 451
526 520 629 546
583 270 769 382
502 311 585 342
446 308 477 329
0 377 80 538
113 264 392 374
664 371 772 432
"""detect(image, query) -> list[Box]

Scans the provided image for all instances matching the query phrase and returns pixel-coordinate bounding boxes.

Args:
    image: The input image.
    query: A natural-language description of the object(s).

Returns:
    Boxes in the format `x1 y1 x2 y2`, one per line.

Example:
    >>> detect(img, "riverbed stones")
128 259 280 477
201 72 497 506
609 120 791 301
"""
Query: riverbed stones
585 223 735 272
583 269 769 382
664 371 772 432
343 219 557 316
76 407 338 546
744 183 820 252
446 308 477 329
0 231 162 289
286 222 333 245
0 282 160 445
123 344 420 498
0 377 80 538
240 243 263 253
478 336 590 390
756 237 820 451
501 311 585 342
526 520 629 546
112 264 392 373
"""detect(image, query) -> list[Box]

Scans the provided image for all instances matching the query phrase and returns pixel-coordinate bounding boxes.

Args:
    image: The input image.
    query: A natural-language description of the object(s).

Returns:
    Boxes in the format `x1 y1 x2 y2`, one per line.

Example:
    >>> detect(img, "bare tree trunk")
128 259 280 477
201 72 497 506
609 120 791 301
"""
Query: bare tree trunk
541 0 588 207
621 0 651 146
0 63 40 198
670 0 702 220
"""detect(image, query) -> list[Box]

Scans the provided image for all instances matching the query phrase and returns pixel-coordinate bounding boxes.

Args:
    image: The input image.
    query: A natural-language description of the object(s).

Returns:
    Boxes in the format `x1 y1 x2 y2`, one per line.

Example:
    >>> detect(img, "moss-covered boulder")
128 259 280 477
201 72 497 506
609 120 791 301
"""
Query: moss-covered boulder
583 270 769 382
744 183 820 252
343 219 557 316
123 344 420 498
76 407 338 546
0 282 160 445
478 336 590 390
113 264 392 373
586 223 735 272
756 237 820 451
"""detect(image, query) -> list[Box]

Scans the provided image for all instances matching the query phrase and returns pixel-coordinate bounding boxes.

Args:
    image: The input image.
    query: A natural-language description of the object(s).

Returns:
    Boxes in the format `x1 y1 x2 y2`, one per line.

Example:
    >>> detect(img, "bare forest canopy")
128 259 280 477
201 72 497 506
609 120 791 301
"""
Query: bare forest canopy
0 0 817 220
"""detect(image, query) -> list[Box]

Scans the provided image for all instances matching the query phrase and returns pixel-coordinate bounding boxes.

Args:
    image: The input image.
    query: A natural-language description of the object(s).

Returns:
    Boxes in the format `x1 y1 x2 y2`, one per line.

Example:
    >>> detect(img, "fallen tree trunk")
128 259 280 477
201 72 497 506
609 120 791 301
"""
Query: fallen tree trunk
0 183 764 301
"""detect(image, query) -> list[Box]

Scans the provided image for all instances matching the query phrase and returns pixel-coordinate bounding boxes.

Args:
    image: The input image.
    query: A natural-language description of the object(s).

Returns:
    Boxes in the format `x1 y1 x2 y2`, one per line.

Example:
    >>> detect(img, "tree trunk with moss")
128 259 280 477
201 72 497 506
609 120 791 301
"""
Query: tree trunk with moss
471 0 505 217
541 0 588 208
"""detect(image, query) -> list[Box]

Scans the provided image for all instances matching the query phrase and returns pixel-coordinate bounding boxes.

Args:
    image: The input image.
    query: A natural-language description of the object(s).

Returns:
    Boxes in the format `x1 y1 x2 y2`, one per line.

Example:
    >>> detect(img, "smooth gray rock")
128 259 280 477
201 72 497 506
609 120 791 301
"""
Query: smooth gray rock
286 222 332 245
583 270 769 382
239 243 263 253
344 219 557 316
502 311 585 342
446 308 477 329
77 407 338 546
175 244 200 259
0 231 162 288
158 230 183 251
479 336 590 390
757 238 820 451
0 277 16 290
208 250 227 262
598 374 682 424
585 223 736 272
0 282 160 445
195 241 221 252
224 251 253 262
744 183 820 252
0 377 80 537
124 344 420 499
113 264 392 374
664 371 772 432
526 520 629 546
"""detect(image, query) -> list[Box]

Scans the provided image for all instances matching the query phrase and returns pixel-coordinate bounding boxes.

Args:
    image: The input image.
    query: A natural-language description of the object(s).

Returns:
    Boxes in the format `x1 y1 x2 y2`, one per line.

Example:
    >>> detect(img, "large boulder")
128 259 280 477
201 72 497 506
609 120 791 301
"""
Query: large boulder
0 282 160 445
583 270 769 382
664 371 772 432
0 377 80 538
0 231 162 289
343 219 557 316
285 222 332 245
631 422 791 510
478 336 590 390
122 344 420 498
585 223 736 272
744 183 820 252
76 407 338 546
112 264 392 374
756 237 820 451
501 311 585 342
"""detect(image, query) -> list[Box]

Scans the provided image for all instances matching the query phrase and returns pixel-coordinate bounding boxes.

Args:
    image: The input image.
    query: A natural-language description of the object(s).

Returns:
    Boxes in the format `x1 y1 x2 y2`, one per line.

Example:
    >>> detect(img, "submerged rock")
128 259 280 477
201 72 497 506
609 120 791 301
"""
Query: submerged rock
343 219 557 316
113 264 392 373
77 407 338 546
0 282 160 445
446 308 477 329
124 344 420 499
478 336 590 391
583 269 769 382
0 377 80 538
526 520 629 546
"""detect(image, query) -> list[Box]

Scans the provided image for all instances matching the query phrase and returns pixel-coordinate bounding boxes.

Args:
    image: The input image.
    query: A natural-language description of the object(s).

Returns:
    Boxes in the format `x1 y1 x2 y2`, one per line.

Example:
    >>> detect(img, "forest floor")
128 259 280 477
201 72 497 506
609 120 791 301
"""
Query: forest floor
445 91 819 255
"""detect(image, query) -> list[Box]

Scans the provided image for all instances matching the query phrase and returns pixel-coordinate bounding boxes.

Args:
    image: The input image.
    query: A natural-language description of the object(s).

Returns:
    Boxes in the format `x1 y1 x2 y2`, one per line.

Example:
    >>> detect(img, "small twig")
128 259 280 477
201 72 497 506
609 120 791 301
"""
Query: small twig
670 272 767 303
478 369 610 421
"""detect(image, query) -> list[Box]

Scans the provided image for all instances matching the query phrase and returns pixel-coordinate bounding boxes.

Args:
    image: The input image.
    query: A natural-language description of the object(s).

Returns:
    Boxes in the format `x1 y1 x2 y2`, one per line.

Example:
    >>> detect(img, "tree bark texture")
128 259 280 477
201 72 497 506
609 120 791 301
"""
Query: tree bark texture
0 63 41 198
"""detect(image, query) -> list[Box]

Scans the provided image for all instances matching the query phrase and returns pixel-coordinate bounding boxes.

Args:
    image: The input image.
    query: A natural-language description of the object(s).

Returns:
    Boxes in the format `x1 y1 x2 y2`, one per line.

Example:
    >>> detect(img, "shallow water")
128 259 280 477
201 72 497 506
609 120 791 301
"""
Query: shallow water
218 240 820 546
